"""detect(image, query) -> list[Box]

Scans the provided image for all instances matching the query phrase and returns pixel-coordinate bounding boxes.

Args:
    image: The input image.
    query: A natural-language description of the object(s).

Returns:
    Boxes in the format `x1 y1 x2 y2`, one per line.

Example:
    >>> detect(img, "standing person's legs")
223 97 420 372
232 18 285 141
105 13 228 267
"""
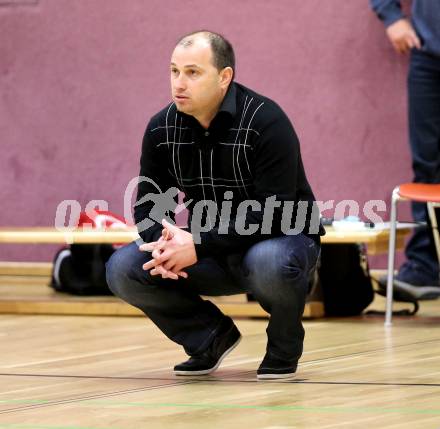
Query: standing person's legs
397 50 440 294
106 241 243 358
233 234 320 379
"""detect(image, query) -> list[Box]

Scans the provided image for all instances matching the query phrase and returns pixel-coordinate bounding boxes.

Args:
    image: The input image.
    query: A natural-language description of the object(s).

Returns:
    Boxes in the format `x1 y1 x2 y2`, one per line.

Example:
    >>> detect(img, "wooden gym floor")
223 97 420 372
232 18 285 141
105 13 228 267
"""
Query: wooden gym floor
1 294 440 429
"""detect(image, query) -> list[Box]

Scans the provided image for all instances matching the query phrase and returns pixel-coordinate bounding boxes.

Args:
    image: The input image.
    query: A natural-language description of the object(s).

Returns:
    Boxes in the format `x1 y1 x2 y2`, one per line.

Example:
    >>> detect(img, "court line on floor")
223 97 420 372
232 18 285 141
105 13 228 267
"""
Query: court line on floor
1 399 440 420
2 334 438 378
1 377 440 416
302 336 440 363
0 425 123 429
0 372 251 381
39 400 440 415
0 380 200 415
1 345 149 369
1 371 440 387
1 335 440 385
2 337 440 415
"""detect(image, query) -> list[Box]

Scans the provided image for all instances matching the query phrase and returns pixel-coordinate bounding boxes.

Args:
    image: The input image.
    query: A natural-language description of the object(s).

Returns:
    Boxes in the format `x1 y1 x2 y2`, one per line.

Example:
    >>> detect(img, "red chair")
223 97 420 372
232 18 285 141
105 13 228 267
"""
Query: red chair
385 183 440 326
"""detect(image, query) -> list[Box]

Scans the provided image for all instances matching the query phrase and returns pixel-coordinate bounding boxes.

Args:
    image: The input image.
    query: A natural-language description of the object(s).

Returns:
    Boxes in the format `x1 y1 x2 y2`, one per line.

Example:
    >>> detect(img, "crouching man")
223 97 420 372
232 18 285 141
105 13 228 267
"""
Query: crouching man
106 30 323 380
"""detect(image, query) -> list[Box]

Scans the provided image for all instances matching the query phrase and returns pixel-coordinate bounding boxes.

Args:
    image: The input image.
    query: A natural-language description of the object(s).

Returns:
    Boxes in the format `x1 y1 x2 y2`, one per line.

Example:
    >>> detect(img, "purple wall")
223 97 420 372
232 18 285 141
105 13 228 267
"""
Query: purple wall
0 0 412 263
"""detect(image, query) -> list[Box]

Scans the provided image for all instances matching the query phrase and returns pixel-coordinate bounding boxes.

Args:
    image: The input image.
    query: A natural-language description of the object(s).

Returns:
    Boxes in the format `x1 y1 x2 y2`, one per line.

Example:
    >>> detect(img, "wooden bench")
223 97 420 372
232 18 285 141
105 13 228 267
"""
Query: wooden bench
0 226 411 318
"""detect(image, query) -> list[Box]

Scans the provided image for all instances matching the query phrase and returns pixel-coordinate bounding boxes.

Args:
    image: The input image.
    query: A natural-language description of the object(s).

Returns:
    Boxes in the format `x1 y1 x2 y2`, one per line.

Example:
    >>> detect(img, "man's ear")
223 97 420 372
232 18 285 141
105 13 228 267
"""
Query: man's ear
220 67 233 88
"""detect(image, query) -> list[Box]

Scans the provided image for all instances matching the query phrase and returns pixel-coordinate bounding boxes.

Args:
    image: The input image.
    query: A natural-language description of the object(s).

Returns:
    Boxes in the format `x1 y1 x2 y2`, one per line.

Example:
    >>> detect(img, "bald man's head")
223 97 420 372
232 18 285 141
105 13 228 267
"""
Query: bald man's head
170 30 234 127
176 30 235 77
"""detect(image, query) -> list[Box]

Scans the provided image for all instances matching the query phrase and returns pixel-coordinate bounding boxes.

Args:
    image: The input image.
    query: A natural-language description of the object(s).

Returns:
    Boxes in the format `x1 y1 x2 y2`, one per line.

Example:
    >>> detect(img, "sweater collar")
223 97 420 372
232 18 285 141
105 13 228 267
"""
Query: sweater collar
217 82 237 119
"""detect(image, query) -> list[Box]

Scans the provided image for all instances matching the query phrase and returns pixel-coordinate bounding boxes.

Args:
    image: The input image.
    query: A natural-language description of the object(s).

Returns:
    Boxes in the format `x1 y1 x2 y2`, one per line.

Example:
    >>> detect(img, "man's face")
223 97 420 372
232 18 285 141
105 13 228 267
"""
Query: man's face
170 39 226 119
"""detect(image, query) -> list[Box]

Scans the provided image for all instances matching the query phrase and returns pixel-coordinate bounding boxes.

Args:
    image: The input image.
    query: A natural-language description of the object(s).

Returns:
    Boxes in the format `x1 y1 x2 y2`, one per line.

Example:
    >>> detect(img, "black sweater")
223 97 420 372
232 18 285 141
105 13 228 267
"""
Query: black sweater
134 82 324 259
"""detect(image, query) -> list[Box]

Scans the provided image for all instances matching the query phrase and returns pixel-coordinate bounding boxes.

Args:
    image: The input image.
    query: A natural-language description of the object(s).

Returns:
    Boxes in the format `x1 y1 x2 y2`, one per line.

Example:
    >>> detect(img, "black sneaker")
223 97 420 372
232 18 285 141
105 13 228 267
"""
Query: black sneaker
174 318 241 376
257 355 297 380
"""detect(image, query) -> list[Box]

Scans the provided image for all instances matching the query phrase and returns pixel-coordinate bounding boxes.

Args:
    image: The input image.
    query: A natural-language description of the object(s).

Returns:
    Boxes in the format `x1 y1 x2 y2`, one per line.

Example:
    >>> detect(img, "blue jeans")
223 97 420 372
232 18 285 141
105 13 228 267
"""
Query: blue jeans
403 49 440 283
106 234 320 363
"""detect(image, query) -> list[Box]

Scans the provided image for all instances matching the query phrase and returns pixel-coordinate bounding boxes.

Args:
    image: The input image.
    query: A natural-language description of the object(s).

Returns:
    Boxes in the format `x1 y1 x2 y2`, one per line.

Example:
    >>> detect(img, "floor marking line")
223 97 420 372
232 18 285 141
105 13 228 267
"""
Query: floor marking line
0 380 199 415
0 424 125 429
1 400 440 417
301 337 440 366
1 346 148 370
70 400 440 415
1 372 440 387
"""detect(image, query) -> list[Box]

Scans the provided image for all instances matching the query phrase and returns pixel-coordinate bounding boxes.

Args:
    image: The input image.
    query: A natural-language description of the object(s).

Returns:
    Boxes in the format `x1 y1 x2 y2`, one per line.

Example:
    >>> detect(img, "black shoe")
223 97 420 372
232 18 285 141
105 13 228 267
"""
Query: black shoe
257 355 297 380
174 318 241 376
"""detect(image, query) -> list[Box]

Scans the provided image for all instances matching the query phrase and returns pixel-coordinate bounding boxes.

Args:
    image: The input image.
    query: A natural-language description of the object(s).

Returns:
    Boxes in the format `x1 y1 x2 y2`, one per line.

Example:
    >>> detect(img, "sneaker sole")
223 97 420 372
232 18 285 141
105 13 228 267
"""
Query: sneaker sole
392 279 440 301
257 372 296 380
378 277 440 301
174 335 242 376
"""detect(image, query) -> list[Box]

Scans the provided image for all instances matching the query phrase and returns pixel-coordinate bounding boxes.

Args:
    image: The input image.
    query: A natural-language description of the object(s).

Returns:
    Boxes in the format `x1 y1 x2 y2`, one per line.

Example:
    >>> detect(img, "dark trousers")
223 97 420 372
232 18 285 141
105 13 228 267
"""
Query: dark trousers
106 234 320 363
403 49 440 282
